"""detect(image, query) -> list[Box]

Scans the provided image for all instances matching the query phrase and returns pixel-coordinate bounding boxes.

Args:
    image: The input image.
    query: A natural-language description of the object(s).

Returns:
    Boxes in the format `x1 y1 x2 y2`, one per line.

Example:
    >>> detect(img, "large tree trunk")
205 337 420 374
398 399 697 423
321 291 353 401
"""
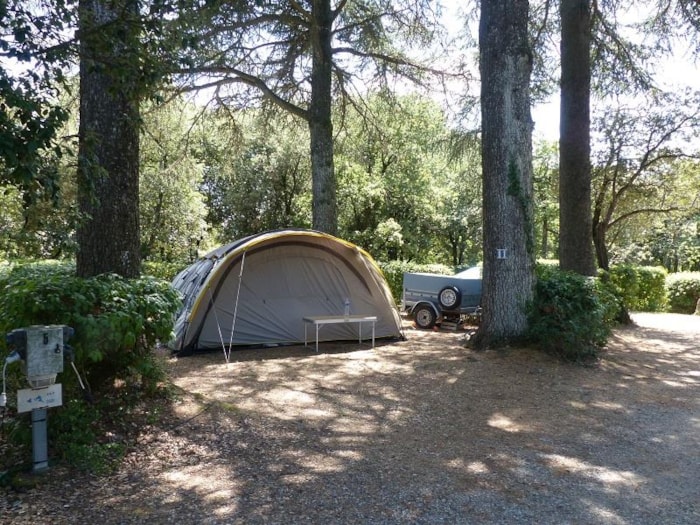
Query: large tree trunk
559 0 596 276
473 0 535 347
77 0 141 278
309 0 337 235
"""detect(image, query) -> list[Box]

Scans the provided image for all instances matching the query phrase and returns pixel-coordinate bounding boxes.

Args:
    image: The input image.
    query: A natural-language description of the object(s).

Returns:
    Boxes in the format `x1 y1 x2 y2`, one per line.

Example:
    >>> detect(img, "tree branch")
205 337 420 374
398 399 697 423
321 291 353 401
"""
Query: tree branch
332 0 349 23
608 206 680 229
332 46 457 79
174 66 308 120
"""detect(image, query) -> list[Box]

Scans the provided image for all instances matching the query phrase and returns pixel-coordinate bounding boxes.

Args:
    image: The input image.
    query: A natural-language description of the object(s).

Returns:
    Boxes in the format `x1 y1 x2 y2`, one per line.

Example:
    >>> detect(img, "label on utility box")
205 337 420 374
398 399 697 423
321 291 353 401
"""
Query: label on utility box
17 384 63 413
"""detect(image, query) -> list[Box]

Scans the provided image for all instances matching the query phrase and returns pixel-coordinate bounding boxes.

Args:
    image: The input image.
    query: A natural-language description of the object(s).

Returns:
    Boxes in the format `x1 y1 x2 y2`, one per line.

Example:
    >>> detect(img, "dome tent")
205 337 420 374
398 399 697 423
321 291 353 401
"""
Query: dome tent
170 229 402 354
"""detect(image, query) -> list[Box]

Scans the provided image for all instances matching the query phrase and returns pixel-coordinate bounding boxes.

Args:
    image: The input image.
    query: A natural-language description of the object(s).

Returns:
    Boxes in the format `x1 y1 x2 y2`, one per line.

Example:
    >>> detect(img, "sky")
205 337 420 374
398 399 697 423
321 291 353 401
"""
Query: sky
440 2 700 143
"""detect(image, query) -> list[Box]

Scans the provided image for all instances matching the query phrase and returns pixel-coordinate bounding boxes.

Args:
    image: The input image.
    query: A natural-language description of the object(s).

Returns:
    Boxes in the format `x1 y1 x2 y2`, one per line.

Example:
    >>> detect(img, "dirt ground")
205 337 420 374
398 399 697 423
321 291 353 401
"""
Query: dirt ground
2 313 699 524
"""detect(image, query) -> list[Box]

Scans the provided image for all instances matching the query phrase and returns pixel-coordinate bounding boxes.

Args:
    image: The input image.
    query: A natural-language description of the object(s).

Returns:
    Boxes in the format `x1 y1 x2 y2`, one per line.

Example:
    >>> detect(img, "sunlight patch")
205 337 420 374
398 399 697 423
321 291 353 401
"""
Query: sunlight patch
293 452 348 473
163 465 239 506
662 379 688 387
488 413 525 432
585 502 628 525
590 401 628 412
542 454 644 487
466 460 490 474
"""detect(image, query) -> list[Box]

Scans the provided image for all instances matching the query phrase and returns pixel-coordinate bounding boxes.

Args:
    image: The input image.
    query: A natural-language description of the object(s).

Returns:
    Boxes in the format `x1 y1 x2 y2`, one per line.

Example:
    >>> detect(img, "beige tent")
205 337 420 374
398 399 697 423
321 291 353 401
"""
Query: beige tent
170 229 402 354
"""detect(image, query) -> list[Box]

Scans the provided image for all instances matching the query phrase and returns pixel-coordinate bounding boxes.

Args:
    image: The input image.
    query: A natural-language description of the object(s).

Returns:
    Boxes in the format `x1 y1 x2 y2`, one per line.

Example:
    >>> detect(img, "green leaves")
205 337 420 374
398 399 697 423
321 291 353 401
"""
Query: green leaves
0 261 182 390
606 264 668 312
666 272 700 314
335 92 480 265
527 265 612 362
0 0 74 193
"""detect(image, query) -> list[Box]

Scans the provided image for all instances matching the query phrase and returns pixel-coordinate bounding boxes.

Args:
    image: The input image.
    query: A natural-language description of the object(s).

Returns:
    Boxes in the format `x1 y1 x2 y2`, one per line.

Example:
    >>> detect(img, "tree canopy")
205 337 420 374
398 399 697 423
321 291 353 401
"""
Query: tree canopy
162 0 447 233
0 0 697 280
0 0 74 199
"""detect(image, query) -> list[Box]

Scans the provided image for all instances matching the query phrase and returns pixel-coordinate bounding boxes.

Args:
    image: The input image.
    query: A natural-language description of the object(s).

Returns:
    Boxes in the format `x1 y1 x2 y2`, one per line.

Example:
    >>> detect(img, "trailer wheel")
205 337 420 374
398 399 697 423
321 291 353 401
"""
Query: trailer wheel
413 304 437 329
438 286 461 309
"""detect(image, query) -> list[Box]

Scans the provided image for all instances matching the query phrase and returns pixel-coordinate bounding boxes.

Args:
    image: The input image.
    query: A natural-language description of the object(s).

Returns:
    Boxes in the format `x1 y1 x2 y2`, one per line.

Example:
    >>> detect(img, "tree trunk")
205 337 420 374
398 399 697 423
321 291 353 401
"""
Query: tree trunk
472 0 535 348
541 216 549 258
76 0 141 278
309 0 337 235
592 221 610 270
559 0 596 276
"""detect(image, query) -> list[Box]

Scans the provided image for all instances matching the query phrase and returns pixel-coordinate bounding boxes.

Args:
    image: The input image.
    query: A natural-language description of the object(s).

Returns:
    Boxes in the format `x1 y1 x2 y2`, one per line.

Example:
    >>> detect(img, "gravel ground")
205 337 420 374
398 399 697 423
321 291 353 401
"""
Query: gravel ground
2 312 699 524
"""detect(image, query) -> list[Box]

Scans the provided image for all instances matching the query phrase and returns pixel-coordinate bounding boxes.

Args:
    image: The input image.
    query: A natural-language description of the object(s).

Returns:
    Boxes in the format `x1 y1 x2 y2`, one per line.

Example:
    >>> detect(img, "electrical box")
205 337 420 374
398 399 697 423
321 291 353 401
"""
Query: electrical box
26 326 64 388
6 325 70 388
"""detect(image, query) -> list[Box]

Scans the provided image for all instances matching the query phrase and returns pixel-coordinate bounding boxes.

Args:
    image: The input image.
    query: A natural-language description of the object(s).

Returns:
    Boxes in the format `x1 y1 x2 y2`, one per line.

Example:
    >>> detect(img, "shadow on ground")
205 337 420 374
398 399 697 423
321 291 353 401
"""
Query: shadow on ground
3 314 699 524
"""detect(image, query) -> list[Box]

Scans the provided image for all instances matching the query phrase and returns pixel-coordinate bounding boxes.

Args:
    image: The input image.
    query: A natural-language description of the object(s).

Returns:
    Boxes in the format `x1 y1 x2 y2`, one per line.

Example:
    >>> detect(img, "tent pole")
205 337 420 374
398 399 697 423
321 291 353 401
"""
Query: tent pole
208 286 229 362
227 251 246 357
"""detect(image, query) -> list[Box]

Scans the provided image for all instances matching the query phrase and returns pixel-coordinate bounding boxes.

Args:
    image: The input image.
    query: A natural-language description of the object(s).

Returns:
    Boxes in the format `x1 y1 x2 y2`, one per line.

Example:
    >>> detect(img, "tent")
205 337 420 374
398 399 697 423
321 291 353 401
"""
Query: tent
169 229 402 354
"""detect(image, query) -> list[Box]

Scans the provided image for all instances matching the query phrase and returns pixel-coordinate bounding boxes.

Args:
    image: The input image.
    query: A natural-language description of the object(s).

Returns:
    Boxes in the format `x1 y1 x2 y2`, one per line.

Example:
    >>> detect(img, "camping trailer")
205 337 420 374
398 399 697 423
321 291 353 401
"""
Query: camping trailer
169 229 402 354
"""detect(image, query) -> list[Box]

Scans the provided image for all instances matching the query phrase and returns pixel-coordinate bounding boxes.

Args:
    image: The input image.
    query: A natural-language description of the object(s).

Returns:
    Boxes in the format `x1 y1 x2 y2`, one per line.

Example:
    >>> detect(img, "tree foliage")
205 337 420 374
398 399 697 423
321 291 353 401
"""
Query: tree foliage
164 0 445 234
195 92 480 266
336 93 480 264
199 110 312 241
532 140 560 260
0 0 697 284
140 99 209 262
591 90 700 269
0 0 74 198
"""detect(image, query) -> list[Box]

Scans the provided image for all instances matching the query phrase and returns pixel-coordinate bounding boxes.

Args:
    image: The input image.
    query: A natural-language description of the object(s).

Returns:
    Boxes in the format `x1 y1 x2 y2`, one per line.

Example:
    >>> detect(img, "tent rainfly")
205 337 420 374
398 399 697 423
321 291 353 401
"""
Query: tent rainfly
169 229 402 354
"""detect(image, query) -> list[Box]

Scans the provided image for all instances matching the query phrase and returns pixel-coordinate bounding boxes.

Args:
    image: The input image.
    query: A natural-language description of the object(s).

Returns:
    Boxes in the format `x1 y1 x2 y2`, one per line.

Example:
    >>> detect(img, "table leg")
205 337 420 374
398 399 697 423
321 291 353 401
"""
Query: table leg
372 321 375 348
315 324 319 353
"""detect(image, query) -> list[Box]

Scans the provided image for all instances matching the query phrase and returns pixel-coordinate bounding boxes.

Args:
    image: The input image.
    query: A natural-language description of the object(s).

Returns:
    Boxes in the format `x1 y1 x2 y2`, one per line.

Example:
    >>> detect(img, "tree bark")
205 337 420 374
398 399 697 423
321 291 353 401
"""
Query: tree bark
592 221 610 270
473 0 535 348
309 0 337 235
559 0 596 276
541 216 549 258
76 0 141 278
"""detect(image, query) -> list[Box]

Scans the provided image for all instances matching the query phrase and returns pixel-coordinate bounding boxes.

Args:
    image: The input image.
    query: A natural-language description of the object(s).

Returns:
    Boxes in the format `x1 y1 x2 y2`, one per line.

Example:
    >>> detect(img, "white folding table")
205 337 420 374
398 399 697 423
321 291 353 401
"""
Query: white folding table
303 315 378 352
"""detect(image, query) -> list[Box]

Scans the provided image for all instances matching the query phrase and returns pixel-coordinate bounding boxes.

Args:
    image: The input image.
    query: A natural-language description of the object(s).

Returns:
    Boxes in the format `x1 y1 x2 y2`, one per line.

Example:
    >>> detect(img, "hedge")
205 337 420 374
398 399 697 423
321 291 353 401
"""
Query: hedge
666 272 700 314
606 264 668 312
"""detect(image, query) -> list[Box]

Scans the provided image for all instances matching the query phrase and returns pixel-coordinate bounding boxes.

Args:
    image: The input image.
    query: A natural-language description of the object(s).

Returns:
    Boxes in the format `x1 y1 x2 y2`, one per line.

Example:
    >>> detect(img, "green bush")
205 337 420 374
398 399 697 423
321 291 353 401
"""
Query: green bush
378 260 454 303
527 265 611 362
0 261 182 474
607 264 667 312
666 272 700 314
3 392 133 476
0 261 181 392
595 271 630 324
142 260 189 281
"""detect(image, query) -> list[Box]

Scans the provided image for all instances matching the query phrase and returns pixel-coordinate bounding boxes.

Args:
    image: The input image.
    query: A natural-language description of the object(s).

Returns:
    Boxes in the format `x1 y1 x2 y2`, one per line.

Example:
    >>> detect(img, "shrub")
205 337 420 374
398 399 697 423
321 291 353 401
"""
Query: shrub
48 399 126 474
593 272 628 325
0 261 182 474
666 272 700 314
527 265 611 362
142 260 189 281
0 261 181 392
607 264 667 312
